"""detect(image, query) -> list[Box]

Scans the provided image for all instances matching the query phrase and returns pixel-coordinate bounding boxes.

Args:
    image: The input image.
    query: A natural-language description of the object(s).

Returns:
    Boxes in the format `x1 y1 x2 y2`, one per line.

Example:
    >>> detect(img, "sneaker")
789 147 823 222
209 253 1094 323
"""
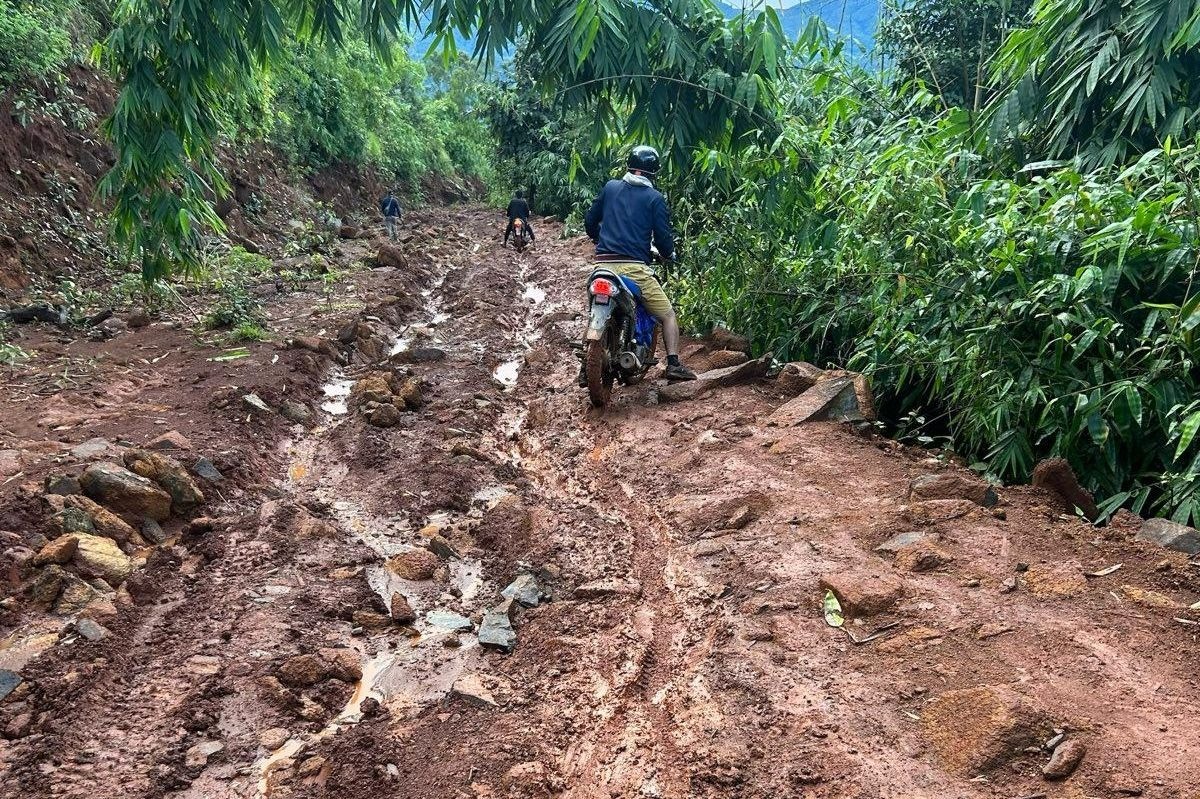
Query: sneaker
664 362 697 381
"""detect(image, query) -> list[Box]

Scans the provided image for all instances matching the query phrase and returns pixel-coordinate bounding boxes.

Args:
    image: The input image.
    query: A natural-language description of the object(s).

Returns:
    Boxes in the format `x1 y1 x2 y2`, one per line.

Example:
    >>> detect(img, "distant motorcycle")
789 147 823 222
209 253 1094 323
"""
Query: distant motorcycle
510 218 531 252
577 263 662 408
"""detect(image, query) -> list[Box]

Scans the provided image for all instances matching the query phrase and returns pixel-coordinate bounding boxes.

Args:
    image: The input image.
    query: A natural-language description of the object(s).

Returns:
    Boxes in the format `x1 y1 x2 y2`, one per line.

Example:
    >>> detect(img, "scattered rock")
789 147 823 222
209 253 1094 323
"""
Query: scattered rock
192 458 224 482
259 728 291 750
27 565 69 609
318 648 363 682
80 462 172 521
658 354 772 403
667 491 770 534
70 438 118 460
426 610 474 632
122 449 205 513
1024 563 1088 599
922 686 1046 775
1136 518 1200 555
976 622 1014 640
767 374 874 426
392 346 446 364
893 542 954 572
904 499 980 524
0 669 22 701
1043 738 1086 780
395 377 424 409
74 618 111 641
44 474 82 496
33 535 79 566
52 506 95 536
1001 576 1018 593
574 578 643 600
185 740 225 770
451 674 498 707
367 403 402 428
350 373 395 407
142 518 168 544
775 361 824 396
278 654 331 688
708 326 750 354
422 530 461 560
1119 584 1182 610
242 393 273 414
352 610 393 630
478 610 517 651
1032 458 1099 521
62 494 138 544
874 531 935 554
147 430 191 451
386 549 441 581
907 473 997 507
279 400 314 425
501 575 540 607
877 625 943 653
708 350 748 369
819 570 903 616
55 576 109 616
126 309 152 328
390 592 417 624
256 676 296 709
71 534 134 585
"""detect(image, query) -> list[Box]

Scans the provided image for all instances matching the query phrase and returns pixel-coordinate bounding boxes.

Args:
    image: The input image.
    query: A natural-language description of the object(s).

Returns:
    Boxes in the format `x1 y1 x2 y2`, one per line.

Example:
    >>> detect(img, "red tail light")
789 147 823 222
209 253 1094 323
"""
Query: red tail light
590 278 616 298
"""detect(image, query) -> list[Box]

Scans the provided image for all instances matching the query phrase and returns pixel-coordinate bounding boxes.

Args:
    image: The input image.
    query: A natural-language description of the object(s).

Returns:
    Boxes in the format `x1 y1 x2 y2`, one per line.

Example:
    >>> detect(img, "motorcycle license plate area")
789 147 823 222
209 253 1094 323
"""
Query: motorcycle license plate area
586 300 613 341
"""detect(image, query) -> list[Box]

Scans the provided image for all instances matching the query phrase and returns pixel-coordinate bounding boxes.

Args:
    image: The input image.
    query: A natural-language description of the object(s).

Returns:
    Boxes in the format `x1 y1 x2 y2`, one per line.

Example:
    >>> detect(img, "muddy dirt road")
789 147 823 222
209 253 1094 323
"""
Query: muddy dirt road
1 207 1198 799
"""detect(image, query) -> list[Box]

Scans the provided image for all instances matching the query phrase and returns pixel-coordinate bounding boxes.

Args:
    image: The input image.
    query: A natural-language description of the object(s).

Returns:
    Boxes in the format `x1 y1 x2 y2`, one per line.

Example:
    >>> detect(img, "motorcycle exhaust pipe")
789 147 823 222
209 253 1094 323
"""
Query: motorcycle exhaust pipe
618 351 642 372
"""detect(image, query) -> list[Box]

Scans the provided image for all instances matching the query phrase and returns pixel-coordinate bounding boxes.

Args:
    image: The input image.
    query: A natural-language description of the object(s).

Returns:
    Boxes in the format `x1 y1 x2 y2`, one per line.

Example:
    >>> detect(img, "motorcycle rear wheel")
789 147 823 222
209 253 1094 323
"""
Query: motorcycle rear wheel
585 339 612 408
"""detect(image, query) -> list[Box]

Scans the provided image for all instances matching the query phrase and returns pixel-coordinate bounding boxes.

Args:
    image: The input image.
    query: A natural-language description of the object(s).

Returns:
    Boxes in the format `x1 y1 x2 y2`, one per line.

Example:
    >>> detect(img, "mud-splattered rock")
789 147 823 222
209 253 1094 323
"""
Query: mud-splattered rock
278 654 331 688
775 361 824 396
192 457 224 483
257 676 296 709
27 565 68 609
72 534 134 585
147 430 191 451
395 377 423 409
875 531 935 554
259 728 291 750
74 618 111 641
574 578 643 600
185 740 225 770
52 506 95 536
352 610 393 630
819 570 903 616
451 674 498 707
708 326 750 354
62 494 138 544
1024 563 1088 599
279 400 314 425
501 575 540 607
33 535 79 566
1119 584 1182 610
366 403 402 428
908 473 998 507
80 462 172 521
768 374 875 425
123 449 205 513
708 350 749 369
318 648 362 682
70 438 119 460
142 518 167 544
392 346 446 364
658 354 772 403
478 610 517 651
390 592 417 624
922 686 1045 775
667 491 771 534
350 372 395 407
55 576 110 616
1032 457 1099 521
44 474 82 496
1043 738 1086 780
1136 518 1200 555
894 542 954 572
386 549 441 581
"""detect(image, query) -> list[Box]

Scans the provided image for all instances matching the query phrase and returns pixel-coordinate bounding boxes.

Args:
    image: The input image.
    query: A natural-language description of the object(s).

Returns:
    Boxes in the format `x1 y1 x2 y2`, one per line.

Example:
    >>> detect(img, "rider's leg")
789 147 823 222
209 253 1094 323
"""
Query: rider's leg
609 262 696 381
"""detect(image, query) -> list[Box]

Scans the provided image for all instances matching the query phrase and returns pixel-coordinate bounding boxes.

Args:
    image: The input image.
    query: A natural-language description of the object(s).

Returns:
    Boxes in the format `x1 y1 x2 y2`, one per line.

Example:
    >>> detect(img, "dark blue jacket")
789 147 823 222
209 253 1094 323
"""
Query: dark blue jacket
584 179 675 264
380 195 401 217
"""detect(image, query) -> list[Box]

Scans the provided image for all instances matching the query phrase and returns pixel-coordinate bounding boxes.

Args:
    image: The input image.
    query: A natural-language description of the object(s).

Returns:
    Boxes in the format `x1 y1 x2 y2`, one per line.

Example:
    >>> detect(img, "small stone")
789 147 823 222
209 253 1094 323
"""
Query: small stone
0 669 22 701
259 728 291 750
819 570 904 616
478 610 517 651
70 438 118 460
279 400 314 424
574 578 642 600
385 549 441 581
278 654 331 687
242 394 272 414
147 431 192 451
501 575 540 607
80 461 172 521
192 458 224 482
1043 738 1086 780
976 622 1014 640
1136 518 1200 555
875 531 934 554
1001 576 1018 593
72 534 134 585
44 474 82 496
422 531 460 560
425 610 473 632
33 536 79 566
894 542 954 572
185 740 225 770
367 403 402 428
390 592 416 624
352 610 393 630
907 473 998 507
74 618 111 641
142 518 168 544
451 674 498 707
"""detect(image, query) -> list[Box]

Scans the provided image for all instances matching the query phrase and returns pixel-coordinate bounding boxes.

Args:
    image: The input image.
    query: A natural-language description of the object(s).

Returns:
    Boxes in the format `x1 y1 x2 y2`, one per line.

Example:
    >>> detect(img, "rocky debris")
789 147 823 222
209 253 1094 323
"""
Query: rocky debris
426 610 474 632
893 542 954 572
0 669 22 701
708 326 750 354
288 335 341 361
242 393 273 414
386 549 441 581
501 575 541 607
352 610 393 630
350 372 396 407
366 403 402 428
257 676 297 710
318 648 363 682
907 473 998 507
819 570 903 616
1136 518 1200 555
55 494 139 544
51 505 95 536
192 457 224 483
27 565 70 609
185 740 225 770
33 535 79 566
141 518 168 544
374 243 407 270
1024 563 1088 599
658 354 772 403
1119 584 1182 610
478 609 517 651
789 375 876 426
1043 738 1086 780
903 498 981 525
390 592 417 623
391 346 447 364
72 534 134 585
279 400 314 425
1032 457 1100 521
395 376 423 409
922 686 1046 775
55 576 111 616
877 625 943 653
574 578 643 600
667 491 770 534
74 618 111 641
775 361 824 396
338 224 359 239
421 528 461 560
44 474 82 496
874 531 935 554
260 728 291 750
708 350 749 369
123 449 205 513
70 438 119 460
80 462 172 522
278 654 331 687
976 622 1014 640
147 430 192 451
451 674 498 708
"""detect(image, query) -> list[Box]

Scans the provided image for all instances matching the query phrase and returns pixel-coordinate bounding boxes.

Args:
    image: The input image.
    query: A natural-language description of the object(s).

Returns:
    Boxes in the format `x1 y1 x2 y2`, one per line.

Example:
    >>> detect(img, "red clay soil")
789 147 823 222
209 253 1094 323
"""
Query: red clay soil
0 207 1197 799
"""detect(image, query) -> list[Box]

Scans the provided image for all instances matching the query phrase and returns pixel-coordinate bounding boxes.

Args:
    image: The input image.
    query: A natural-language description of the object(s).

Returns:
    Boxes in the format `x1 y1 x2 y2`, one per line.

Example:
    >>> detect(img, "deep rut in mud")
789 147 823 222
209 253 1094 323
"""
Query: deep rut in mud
1 206 1198 799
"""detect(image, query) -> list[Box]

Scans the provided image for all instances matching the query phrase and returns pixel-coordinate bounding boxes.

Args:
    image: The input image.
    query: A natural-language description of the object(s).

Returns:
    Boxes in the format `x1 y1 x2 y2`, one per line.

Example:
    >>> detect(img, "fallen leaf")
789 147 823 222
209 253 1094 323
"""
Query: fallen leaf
1085 563 1122 577
822 590 844 628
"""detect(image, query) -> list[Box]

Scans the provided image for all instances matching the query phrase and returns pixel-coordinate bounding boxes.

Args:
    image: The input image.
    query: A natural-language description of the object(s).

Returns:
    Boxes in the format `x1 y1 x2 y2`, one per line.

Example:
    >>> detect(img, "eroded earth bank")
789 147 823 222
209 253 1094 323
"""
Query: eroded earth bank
1 207 1198 799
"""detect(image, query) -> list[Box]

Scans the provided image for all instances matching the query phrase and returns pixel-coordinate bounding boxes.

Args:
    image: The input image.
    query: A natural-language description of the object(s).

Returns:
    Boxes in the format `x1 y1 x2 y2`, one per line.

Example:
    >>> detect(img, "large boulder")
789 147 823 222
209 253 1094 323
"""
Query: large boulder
1136 518 1200 555
658 354 772 403
80 462 172 521
767 372 876 425
775 361 824 397
123 449 205 514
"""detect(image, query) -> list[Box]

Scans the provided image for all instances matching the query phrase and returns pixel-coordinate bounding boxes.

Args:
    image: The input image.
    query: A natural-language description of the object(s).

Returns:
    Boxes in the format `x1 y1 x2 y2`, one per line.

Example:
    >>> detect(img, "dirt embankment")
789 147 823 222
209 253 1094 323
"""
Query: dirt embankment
0 206 1197 799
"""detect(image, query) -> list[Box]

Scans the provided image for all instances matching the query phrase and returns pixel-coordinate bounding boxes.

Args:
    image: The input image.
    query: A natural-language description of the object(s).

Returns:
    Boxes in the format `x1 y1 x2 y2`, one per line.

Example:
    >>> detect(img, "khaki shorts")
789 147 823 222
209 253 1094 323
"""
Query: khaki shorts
596 260 673 320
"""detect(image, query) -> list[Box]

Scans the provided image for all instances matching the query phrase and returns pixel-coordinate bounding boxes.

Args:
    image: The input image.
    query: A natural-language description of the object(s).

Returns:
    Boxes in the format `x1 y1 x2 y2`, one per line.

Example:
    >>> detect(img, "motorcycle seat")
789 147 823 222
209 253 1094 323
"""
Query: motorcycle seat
588 268 643 302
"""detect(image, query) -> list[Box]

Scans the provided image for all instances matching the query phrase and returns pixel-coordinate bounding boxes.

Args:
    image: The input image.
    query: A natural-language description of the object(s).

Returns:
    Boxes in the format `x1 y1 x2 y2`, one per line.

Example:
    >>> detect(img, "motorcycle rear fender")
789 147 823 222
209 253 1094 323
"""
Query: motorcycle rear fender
585 299 613 342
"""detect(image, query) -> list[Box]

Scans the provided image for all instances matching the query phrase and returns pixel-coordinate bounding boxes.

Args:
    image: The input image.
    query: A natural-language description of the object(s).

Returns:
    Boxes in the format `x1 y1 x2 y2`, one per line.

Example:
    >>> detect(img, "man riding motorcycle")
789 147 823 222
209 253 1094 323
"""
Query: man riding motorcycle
582 145 697 383
504 190 535 247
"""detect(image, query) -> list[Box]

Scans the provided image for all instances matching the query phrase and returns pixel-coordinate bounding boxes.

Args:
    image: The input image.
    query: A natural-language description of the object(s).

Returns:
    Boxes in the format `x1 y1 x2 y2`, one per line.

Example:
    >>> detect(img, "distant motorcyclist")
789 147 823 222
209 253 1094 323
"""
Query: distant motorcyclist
583 146 696 382
380 190 402 241
504 190 535 246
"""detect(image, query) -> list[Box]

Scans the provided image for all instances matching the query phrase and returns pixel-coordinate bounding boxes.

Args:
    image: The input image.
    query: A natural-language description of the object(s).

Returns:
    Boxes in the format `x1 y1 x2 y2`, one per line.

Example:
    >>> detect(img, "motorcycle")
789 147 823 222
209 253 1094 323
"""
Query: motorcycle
510 218 531 252
577 263 662 408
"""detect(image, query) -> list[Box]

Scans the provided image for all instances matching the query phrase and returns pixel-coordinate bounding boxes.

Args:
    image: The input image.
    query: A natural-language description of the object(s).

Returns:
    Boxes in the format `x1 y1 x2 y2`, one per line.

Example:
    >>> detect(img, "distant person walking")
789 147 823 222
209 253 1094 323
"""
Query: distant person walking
504 190 534 246
380 190 402 241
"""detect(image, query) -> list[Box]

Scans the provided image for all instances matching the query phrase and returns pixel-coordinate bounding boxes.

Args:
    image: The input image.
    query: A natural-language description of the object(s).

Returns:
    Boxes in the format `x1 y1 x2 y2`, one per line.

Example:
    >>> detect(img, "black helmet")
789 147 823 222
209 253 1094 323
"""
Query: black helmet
628 145 661 175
